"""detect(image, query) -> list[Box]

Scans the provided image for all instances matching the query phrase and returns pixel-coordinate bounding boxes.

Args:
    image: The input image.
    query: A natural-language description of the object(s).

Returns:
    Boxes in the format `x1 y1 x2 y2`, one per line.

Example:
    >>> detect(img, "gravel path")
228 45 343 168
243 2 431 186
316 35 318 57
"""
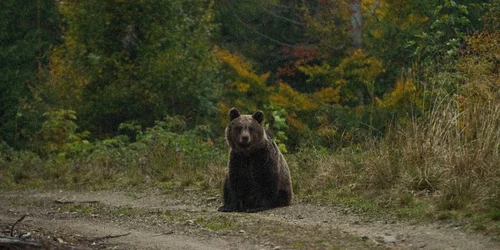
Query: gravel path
0 189 498 249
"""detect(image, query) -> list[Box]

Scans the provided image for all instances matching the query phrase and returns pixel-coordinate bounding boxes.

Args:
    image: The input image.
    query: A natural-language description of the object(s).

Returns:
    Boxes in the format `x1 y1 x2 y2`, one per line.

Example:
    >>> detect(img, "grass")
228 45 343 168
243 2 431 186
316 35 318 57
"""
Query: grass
60 203 105 214
194 215 237 231
116 207 134 216
160 209 191 222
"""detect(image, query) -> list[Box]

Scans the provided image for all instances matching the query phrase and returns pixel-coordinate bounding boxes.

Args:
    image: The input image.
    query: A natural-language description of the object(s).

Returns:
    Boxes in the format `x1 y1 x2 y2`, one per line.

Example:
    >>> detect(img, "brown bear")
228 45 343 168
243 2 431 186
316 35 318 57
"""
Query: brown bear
218 107 293 213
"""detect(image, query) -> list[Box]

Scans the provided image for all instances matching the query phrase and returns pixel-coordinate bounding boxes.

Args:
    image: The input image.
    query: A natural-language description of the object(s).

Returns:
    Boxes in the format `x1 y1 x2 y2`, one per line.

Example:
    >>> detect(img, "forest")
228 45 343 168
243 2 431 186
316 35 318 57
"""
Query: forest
1 0 499 233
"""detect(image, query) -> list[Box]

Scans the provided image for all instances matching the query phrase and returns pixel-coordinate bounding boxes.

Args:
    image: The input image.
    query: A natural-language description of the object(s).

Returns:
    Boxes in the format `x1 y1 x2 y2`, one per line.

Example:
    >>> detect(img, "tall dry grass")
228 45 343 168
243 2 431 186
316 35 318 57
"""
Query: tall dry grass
289 94 500 225
390 96 499 210
291 32 500 220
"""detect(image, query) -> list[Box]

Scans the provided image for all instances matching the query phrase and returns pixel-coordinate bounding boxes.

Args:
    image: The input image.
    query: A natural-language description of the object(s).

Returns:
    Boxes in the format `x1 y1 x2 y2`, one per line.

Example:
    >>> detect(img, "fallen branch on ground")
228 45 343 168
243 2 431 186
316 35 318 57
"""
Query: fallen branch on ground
54 200 100 204
0 235 42 249
92 232 131 242
10 214 27 237
153 230 174 237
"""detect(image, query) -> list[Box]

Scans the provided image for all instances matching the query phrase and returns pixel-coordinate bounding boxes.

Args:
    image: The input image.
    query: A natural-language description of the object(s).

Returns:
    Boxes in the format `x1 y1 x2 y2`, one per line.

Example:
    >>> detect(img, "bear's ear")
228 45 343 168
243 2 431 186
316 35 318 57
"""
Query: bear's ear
229 108 240 121
253 110 264 124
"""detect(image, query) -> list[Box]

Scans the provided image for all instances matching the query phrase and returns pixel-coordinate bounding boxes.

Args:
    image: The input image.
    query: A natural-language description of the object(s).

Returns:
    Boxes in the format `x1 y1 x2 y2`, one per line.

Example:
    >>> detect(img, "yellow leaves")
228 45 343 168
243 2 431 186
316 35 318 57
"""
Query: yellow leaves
214 46 269 87
297 62 331 80
316 113 337 138
372 0 429 28
234 81 250 93
377 76 417 108
215 45 273 117
315 87 341 104
269 82 318 111
215 45 274 113
286 115 309 133
407 14 429 27
336 49 384 86
370 28 385 39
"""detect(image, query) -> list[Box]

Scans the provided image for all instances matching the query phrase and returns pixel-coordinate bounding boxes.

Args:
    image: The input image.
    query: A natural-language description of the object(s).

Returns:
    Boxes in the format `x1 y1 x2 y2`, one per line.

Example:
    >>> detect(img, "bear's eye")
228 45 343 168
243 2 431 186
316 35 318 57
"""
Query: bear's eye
236 126 243 132
248 127 254 132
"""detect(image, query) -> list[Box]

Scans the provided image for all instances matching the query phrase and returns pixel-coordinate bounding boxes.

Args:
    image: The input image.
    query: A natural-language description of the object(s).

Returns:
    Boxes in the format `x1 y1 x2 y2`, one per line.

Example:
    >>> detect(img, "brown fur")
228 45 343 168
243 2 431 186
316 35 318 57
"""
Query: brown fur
218 108 293 213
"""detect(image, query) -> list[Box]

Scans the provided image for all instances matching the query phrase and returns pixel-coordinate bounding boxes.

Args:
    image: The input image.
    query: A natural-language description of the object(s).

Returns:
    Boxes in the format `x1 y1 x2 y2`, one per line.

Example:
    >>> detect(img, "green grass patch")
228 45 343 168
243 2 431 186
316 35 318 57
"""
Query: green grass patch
291 240 304 248
195 215 236 231
60 203 104 214
116 207 134 216
160 209 191 222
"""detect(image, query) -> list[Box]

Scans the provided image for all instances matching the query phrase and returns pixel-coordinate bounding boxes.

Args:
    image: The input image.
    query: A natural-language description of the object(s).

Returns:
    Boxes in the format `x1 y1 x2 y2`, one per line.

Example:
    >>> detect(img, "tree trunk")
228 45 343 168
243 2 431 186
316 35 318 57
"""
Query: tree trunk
350 0 362 48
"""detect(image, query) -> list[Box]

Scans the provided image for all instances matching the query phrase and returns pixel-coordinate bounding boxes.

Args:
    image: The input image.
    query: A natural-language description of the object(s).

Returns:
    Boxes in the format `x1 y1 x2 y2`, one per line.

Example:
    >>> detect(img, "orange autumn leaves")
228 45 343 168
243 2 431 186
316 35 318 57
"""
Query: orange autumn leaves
215 46 392 133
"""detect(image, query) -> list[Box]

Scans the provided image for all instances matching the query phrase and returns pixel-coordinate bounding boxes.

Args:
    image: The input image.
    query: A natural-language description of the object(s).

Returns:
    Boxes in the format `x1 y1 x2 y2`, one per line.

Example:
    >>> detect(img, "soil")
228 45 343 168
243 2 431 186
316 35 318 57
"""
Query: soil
0 188 498 250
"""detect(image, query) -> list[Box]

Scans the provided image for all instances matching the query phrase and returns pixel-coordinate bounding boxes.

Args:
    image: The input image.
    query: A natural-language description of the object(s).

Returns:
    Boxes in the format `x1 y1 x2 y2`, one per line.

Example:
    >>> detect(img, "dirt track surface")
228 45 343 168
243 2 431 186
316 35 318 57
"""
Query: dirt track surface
0 189 498 249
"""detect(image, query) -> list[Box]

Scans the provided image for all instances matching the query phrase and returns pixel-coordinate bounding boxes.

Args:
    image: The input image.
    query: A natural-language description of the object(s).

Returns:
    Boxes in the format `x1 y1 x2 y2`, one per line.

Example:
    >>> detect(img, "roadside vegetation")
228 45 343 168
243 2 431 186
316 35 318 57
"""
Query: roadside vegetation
2 82 499 234
1 0 499 237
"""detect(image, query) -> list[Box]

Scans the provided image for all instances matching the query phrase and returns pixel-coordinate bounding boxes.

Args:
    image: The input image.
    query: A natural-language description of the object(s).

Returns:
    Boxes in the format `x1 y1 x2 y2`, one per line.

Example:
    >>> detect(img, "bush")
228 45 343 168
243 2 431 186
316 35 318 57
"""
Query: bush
0 115 227 190
0 150 42 188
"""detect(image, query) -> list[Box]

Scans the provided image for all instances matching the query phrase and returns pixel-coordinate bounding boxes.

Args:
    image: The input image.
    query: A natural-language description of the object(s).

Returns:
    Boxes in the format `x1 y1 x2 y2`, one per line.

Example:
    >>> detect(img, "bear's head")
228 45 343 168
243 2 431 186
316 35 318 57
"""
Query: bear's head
225 108 267 154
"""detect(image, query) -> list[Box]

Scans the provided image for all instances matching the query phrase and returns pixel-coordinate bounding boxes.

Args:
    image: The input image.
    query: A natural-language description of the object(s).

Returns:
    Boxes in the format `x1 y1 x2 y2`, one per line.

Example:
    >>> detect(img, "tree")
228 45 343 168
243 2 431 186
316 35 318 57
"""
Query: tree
350 0 362 48
48 0 220 137
0 0 61 148
215 0 313 90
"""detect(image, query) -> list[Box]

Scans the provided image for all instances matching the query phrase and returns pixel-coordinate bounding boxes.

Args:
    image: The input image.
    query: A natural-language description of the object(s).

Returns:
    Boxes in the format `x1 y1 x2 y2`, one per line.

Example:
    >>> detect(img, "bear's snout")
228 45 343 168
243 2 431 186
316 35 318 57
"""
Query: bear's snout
238 129 252 145
238 135 251 148
241 135 250 143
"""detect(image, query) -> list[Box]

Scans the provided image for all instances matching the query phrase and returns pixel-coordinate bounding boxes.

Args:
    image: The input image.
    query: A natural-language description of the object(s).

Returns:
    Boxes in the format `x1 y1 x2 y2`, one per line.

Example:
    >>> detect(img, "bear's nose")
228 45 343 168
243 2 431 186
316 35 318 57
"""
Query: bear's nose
241 136 250 143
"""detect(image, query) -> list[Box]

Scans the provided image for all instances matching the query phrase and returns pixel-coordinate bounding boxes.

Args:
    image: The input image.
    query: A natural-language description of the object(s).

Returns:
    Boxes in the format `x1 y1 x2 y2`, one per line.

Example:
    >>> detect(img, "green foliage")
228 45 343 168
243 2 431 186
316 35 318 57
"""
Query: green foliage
409 0 472 69
2 151 42 187
40 109 89 155
482 1 500 31
265 104 289 153
364 0 433 88
0 0 61 148
1 115 226 190
48 0 221 136
137 116 223 174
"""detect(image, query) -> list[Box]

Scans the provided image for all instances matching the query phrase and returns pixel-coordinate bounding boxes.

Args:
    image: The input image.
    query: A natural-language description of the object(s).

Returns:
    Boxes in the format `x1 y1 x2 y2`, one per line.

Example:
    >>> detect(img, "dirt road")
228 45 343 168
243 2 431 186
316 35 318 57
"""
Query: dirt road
0 189 498 249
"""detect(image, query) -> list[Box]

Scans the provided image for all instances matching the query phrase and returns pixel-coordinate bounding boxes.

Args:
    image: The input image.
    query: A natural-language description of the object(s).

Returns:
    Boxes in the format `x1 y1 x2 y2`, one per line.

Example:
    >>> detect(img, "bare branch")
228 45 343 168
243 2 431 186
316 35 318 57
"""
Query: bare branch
10 214 27 237
92 232 131 242
54 200 100 204
366 0 381 17
260 7 305 26
371 0 381 13
231 12 295 47
0 236 43 249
